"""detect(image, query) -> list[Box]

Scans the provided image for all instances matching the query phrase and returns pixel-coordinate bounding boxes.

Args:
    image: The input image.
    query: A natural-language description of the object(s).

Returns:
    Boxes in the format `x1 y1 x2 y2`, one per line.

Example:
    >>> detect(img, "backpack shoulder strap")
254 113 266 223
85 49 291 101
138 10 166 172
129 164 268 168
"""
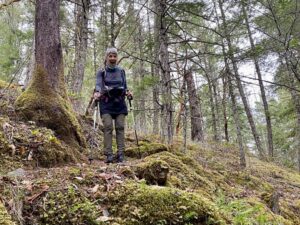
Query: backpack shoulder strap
119 67 126 87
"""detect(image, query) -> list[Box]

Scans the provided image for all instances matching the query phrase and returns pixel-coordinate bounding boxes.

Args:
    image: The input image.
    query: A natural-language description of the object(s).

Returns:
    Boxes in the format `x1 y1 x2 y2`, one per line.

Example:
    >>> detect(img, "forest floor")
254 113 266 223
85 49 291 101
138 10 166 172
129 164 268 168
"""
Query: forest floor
0 83 300 225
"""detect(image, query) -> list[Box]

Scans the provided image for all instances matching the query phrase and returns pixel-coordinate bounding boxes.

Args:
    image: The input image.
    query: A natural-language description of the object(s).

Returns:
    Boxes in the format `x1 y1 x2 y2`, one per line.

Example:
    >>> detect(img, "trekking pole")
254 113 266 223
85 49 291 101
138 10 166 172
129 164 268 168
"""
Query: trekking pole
127 95 141 158
89 99 99 164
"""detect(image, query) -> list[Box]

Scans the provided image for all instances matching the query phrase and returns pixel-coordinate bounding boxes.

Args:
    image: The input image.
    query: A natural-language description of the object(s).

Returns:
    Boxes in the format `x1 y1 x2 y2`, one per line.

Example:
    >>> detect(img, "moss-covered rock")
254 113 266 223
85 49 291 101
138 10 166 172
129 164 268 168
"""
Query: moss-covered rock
135 159 169 185
0 202 15 225
141 151 215 193
125 142 168 158
14 65 86 149
0 116 81 167
107 181 230 225
29 186 99 225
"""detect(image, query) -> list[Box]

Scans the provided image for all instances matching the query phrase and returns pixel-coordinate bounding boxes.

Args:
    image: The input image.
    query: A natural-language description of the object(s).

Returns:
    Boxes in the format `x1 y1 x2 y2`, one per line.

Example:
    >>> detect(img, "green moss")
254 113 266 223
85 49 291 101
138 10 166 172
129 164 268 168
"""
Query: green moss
142 151 215 193
0 202 15 225
125 142 168 158
135 159 169 185
107 181 230 225
216 196 290 225
120 166 136 179
229 171 273 192
14 65 86 150
35 141 79 167
34 186 99 225
280 201 300 225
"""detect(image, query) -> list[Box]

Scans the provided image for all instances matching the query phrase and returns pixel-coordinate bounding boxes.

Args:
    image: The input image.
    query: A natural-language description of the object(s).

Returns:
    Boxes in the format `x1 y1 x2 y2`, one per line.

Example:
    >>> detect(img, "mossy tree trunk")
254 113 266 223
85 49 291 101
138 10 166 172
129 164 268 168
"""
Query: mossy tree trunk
15 0 86 148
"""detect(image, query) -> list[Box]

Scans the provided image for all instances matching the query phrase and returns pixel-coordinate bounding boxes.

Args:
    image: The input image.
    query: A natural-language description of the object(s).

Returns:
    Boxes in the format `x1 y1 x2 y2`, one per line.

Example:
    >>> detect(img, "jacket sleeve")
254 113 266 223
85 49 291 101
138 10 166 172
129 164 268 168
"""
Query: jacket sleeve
95 70 103 92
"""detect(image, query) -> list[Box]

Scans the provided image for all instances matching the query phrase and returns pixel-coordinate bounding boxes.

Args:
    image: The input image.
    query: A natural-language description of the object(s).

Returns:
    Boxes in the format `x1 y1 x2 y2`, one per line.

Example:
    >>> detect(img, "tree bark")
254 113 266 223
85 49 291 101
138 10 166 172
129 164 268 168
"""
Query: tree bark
154 0 173 144
24 40 35 89
137 18 146 134
221 74 229 142
203 58 219 141
151 1 160 135
184 71 204 142
69 0 90 112
242 1 274 158
15 0 85 148
110 0 115 47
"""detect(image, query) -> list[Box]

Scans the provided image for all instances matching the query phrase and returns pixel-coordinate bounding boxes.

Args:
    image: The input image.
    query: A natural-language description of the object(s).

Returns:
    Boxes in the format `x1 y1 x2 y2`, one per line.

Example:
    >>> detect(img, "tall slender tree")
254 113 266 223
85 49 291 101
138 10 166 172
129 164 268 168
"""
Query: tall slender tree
154 0 173 144
69 0 90 111
241 1 274 158
218 0 265 158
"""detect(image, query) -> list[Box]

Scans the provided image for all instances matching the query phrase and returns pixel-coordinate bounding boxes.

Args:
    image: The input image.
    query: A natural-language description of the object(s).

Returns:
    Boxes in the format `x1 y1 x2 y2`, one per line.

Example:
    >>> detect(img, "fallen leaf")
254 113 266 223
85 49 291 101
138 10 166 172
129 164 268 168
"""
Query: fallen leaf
89 184 99 193
99 173 113 180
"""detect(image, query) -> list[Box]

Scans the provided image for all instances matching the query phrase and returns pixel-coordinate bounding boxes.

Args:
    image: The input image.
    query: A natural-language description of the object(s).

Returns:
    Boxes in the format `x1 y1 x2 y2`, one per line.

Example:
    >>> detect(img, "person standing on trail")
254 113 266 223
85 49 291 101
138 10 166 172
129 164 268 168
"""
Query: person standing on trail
94 47 132 163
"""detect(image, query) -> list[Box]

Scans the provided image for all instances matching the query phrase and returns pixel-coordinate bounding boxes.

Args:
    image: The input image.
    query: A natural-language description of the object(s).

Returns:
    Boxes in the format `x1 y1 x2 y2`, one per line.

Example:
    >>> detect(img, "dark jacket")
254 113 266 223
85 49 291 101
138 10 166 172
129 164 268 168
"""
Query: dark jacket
95 66 128 116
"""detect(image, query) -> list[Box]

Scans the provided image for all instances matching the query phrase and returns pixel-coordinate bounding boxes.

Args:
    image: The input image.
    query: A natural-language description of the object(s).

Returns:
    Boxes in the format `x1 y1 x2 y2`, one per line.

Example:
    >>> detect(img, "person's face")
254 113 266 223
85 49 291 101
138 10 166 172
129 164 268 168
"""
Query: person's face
107 53 118 65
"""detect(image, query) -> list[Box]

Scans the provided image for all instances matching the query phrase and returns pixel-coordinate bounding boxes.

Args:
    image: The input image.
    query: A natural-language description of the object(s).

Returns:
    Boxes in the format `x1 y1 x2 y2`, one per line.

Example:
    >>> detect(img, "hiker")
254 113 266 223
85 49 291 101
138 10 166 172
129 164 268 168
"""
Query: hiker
94 47 132 163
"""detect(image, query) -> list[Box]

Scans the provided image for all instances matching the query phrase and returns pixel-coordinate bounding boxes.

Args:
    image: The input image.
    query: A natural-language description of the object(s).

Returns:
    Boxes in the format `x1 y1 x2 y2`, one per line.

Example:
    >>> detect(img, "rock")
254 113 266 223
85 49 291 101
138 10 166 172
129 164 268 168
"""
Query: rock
96 216 110 222
7 168 25 177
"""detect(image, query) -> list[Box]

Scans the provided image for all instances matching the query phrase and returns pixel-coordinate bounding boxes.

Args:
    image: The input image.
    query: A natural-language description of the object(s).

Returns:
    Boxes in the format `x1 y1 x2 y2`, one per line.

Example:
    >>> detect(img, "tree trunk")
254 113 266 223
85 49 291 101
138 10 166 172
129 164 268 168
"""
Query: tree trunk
154 0 173 144
242 2 274 158
218 0 265 158
15 0 85 149
284 58 300 172
221 75 229 142
203 58 219 141
137 18 146 134
69 0 90 112
212 74 222 140
206 74 218 141
151 2 160 135
110 0 115 47
213 0 245 167
184 71 204 142
24 40 35 89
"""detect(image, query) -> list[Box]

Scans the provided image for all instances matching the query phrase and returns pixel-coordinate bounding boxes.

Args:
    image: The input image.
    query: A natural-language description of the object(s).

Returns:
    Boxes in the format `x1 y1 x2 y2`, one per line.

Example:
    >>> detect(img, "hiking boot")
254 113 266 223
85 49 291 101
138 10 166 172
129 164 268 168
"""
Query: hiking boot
105 155 113 164
116 152 124 163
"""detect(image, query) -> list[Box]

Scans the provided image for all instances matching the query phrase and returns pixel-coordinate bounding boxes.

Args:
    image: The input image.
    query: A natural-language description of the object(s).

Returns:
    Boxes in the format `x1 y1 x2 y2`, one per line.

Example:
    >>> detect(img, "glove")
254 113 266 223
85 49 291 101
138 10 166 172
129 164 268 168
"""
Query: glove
93 91 101 100
126 90 133 100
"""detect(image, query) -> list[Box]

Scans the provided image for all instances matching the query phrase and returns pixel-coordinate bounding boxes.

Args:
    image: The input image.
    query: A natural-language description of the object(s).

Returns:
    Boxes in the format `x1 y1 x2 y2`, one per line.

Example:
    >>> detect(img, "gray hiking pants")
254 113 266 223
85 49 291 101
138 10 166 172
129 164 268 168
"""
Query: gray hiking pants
102 114 125 156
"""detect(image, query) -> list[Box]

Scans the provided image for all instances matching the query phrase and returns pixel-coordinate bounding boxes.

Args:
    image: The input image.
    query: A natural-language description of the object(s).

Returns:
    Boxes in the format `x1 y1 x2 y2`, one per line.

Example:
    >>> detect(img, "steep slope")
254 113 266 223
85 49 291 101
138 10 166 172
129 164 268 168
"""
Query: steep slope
0 84 299 224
